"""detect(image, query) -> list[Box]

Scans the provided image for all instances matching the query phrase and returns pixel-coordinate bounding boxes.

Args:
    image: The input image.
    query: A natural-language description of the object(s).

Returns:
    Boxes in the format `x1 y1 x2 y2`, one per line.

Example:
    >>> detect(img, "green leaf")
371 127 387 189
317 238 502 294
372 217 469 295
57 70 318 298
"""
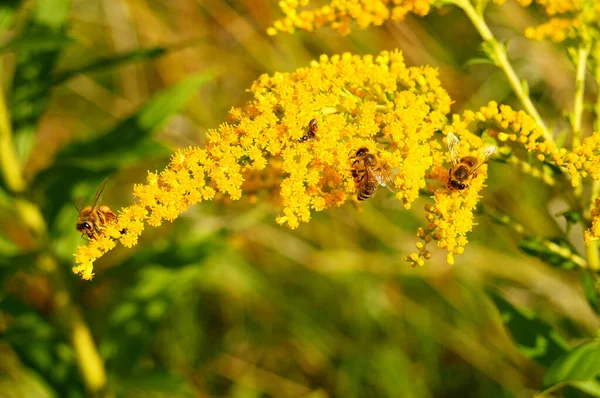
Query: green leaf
463 57 494 68
10 0 72 161
111 370 194 396
490 293 569 367
52 46 172 86
570 379 600 397
519 236 585 270
0 32 72 54
54 71 214 169
557 210 582 225
582 272 600 314
543 340 600 391
0 0 21 34
35 71 214 226
0 231 20 257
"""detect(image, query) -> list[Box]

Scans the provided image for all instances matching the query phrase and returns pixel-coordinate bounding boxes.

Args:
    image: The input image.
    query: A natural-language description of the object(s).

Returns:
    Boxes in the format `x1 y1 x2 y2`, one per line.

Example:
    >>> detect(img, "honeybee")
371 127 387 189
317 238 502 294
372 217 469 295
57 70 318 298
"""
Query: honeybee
446 132 496 190
76 178 118 239
350 147 395 201
298 118 318 142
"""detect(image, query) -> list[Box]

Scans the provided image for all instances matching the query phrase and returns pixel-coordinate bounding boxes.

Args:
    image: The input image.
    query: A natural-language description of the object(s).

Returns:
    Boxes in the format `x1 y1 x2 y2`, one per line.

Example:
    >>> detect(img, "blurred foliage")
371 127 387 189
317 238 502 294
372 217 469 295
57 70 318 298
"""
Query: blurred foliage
0 0 599 397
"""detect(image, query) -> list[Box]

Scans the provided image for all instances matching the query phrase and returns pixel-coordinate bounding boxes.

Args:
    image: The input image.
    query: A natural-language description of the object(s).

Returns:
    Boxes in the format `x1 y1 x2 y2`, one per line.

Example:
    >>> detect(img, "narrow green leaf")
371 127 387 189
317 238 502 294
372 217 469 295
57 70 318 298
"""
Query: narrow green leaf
543 340 600 389
0 32 72 54
10 0 72 161
519 236 585 269
582 272 600 314
490 293 569 367
463 57 493 68
0 0 21 34
570 379 600 397
55 71 215 169
52 46 171 86
0 232 20 257
35 71 214 226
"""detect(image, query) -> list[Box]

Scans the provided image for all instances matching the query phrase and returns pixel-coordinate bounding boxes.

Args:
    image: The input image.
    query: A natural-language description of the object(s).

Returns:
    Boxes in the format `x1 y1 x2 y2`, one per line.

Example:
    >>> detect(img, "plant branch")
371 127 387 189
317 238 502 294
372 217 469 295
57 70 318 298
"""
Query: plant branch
38 254 107 393
571 44 591 148
454 0 553 145
0 85 25 193
586 45 600 271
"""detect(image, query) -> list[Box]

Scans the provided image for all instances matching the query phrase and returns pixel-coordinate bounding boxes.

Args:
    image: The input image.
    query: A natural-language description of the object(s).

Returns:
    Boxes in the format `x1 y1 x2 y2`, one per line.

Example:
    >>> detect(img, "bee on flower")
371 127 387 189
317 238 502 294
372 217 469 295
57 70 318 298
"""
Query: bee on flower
446 132 496 191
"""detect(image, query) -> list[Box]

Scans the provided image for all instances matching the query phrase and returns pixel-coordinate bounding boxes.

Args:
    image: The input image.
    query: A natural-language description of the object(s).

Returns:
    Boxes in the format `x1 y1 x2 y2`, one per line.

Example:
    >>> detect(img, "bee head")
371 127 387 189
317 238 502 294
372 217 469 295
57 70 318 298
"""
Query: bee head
355 147 369 157
449 180 466 190
77 221 93 232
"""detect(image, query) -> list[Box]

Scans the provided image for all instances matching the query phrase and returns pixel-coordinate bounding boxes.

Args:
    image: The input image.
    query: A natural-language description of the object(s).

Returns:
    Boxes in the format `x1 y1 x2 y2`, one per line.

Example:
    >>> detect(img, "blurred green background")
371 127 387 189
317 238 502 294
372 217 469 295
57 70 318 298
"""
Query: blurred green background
0 0 599 397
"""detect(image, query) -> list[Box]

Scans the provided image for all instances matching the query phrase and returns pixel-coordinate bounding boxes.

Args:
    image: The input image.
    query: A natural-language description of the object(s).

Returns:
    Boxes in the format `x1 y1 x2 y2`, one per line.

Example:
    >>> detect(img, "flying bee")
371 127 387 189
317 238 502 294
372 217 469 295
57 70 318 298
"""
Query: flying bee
298 118 318 142
350 147 396 201
76 178 118 239
446 132 496 190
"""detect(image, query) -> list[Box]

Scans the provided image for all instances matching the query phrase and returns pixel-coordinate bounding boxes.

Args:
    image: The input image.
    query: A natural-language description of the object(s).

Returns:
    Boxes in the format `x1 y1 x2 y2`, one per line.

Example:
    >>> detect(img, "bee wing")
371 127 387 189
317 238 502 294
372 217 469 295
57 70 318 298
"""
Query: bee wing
375 168 397 192
447 132 461 165
469 145 496 176
91 177 109 210
75 196 85 212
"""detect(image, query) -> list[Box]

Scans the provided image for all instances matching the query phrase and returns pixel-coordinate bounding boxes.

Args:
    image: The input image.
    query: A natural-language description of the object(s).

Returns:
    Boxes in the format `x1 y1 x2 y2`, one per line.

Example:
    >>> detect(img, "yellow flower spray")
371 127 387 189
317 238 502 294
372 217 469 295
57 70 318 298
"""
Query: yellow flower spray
73 49 600 279
75 50 455 278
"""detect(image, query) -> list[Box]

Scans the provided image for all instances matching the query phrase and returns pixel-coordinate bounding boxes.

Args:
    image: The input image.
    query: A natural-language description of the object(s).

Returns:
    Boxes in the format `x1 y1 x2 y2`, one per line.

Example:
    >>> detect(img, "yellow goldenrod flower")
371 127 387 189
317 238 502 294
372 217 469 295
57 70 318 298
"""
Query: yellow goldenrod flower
405 126 491 267
585 197 600 242
547 132 600 186
519 0 598 43
74 49 453 278
268 0 435 36
445 102 599 188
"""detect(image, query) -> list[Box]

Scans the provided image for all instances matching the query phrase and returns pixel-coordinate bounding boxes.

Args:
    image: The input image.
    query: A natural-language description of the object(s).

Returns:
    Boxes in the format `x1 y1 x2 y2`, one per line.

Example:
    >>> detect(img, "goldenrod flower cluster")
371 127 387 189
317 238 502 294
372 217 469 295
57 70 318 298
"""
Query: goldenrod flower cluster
441 101 600 187
407 166 488 267
74 49 455 279
518 0 599 43
586 197 600 243
550 132 600 186
267 0 434 36
404 101 568 267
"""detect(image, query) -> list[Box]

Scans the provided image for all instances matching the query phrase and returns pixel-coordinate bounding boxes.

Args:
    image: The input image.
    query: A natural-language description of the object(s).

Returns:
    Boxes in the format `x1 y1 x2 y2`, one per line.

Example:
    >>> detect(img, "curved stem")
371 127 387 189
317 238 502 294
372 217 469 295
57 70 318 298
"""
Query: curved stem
572 44 591 148
0 85 25 193
586 45 600 271
454 0 553 145
0 73 107 392
38 254 107 392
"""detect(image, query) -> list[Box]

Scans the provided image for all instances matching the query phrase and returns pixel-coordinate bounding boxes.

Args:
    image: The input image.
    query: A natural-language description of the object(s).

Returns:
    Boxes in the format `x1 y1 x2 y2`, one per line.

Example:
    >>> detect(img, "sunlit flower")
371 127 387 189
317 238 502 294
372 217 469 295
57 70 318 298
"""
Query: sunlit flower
519 0 599 43
585 197 600 242
73 49 453 278
405 125 491 267
268 0 435 36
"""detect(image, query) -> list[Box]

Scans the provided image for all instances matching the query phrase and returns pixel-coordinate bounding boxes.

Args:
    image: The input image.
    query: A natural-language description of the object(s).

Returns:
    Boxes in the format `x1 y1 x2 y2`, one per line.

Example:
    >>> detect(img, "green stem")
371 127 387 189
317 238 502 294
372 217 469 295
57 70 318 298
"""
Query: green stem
586 44 600 271
454 0 553 145
38 254 107 393
572 44 591 148
1 75 107 391
0 85 25 193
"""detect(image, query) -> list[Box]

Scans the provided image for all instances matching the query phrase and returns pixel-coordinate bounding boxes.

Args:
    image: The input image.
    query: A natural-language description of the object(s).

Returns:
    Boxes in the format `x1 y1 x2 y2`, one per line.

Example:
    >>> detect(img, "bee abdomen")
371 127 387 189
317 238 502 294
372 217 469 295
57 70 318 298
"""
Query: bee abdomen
358 184 378 201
